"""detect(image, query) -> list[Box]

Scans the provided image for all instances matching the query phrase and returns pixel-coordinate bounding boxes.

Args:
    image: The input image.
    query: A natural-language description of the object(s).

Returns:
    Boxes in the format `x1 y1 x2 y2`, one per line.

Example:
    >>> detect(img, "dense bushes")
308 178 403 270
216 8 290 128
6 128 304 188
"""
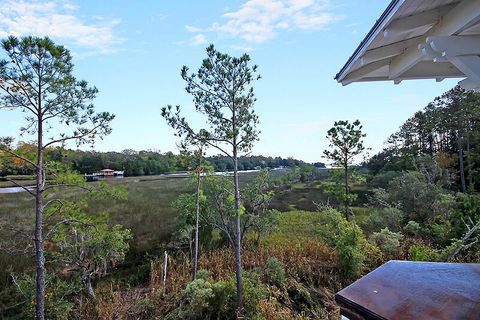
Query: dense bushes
408 244 442 262
14 273 80 320
166 272 267 319
364 207 404 232
305 208 368 279
370 228 403 257
263 257 286 288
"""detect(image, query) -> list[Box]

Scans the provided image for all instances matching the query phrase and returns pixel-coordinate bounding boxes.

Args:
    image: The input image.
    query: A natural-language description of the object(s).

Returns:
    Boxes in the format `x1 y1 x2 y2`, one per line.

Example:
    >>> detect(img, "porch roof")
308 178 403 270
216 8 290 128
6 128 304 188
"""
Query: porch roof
335 0 480 91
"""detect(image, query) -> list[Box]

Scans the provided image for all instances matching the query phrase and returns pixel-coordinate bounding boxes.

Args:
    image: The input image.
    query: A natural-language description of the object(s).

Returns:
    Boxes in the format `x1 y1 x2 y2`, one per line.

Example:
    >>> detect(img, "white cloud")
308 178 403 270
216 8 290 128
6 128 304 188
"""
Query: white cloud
231 45 255 52
187 0 340 44
188 34 207 46
185 25 203 33
0 0 124 55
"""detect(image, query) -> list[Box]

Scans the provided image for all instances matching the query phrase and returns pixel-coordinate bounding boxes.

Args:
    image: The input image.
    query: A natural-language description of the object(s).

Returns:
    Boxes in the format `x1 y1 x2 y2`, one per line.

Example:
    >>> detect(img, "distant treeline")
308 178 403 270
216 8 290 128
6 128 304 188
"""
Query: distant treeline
365 87 480 192
0 146 324 177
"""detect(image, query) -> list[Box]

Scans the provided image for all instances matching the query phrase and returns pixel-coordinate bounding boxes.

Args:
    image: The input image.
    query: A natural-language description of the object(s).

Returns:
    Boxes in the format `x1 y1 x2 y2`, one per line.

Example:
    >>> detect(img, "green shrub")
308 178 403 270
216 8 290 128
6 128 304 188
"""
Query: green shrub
370 228 403 257
15 273 80 320
217 272 267 319
408 244 441 261
449 194 480 239
196 269 210 280
168 272 266 320
134 297 155 318
263 257 286 288
178 279 215 319
387 171 445 222
369 171 402 188
403 220 421 236
428 221 453 246
364 207 404 232
320 208 367 278
362 241 385 270
289 285 313 313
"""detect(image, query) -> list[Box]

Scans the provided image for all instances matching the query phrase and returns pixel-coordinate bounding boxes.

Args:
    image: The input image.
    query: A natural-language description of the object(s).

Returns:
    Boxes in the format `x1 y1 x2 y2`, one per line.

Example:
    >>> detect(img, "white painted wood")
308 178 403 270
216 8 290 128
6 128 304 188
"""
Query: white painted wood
336 0 406 82
383 4 455 38
427 35 480 57
342 58 391 85
459 78 480 91
389 0 480 79
361 36 422 65
400 61 462 78
418 43 447 62
450 56 480 83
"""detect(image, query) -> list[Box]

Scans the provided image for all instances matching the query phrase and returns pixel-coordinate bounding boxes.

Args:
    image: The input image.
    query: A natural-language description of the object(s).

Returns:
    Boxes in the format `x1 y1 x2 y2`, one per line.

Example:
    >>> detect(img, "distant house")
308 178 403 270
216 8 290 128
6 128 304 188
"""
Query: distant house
100 169 115 176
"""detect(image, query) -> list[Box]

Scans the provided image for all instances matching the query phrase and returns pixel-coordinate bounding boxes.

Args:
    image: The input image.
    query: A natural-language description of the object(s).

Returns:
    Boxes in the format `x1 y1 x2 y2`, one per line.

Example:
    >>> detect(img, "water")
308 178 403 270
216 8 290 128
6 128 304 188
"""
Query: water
0 169 265 194
0 186 35 194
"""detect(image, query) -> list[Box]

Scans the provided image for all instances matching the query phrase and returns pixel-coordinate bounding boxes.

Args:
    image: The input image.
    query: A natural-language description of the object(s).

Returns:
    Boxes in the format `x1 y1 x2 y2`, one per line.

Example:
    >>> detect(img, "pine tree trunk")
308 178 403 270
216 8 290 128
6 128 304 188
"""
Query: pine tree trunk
344 161 349 220
232 146 244 319
192 167 201 280
458 131 467 193
466 123 473 191
35 94 45 320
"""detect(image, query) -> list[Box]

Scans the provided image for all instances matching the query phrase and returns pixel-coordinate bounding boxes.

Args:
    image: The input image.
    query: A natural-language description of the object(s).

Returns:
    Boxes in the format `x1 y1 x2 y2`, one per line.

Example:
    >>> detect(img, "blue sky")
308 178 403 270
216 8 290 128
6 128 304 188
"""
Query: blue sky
0 0 457 162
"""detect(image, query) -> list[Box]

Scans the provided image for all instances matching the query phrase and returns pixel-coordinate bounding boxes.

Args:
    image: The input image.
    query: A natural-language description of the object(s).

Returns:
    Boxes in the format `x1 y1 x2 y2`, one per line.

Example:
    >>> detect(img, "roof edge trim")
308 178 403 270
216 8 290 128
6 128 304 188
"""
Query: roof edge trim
335 0 405 82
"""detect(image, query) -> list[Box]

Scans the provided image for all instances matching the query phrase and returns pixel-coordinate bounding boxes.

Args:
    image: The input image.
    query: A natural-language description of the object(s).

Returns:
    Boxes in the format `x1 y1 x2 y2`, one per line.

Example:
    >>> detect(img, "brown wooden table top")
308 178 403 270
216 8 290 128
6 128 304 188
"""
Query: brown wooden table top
335 260 480 320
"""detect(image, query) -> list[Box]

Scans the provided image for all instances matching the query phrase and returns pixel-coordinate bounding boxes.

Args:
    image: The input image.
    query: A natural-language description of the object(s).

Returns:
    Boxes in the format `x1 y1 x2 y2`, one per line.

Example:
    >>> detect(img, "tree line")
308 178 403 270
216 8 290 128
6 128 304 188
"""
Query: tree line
0 146 320 177
366 87 480 193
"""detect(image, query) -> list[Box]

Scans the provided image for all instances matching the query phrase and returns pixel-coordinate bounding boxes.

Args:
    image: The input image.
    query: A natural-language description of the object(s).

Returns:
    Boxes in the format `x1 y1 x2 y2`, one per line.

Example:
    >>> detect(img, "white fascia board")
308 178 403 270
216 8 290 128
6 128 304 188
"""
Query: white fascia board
336 0 406 82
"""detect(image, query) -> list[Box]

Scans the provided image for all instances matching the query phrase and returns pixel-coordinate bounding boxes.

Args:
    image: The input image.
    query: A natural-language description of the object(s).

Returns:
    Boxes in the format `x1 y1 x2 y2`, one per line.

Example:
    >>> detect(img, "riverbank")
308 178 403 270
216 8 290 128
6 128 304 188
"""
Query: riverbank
0 169 268 193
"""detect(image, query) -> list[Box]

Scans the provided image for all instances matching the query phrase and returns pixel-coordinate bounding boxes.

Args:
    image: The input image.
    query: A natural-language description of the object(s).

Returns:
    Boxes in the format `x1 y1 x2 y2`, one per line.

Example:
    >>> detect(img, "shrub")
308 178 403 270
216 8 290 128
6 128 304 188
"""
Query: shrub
179 279 215 319
403 220 421 236
168 272 267 320
196 269 210 280
428 221 453 246
217 272 267 319
364 207 404 232
15 273 80 320
370 228 403 257
369 171 402 188
387 171 444 222
289 285 313 313
408 244 441 262
320 208 367 279
449 194 480 239
263 257 286 288
362 241 385 270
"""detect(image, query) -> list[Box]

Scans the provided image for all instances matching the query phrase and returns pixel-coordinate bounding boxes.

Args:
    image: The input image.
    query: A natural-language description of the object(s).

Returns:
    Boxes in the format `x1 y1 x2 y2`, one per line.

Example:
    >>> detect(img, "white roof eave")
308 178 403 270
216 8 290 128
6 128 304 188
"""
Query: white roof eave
336 0 480 91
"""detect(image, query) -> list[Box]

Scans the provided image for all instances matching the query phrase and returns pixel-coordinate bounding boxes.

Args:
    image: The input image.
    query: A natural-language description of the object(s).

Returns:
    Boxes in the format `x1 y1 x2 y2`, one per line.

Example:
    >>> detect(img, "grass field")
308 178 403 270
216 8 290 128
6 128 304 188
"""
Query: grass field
0 170 369 263
0 171 292 288
0 169 371 312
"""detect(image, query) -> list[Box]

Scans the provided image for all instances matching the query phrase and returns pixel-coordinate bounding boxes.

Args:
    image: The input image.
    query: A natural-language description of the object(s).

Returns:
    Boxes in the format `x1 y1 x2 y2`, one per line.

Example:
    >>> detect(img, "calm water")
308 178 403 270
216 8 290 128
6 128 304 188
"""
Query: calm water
0 170 263 194
0 186 35 194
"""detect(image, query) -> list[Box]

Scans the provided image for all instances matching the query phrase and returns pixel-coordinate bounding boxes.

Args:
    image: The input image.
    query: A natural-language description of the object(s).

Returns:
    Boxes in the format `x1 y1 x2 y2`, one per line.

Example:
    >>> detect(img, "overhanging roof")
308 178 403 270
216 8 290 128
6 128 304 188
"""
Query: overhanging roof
335 0 480 91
